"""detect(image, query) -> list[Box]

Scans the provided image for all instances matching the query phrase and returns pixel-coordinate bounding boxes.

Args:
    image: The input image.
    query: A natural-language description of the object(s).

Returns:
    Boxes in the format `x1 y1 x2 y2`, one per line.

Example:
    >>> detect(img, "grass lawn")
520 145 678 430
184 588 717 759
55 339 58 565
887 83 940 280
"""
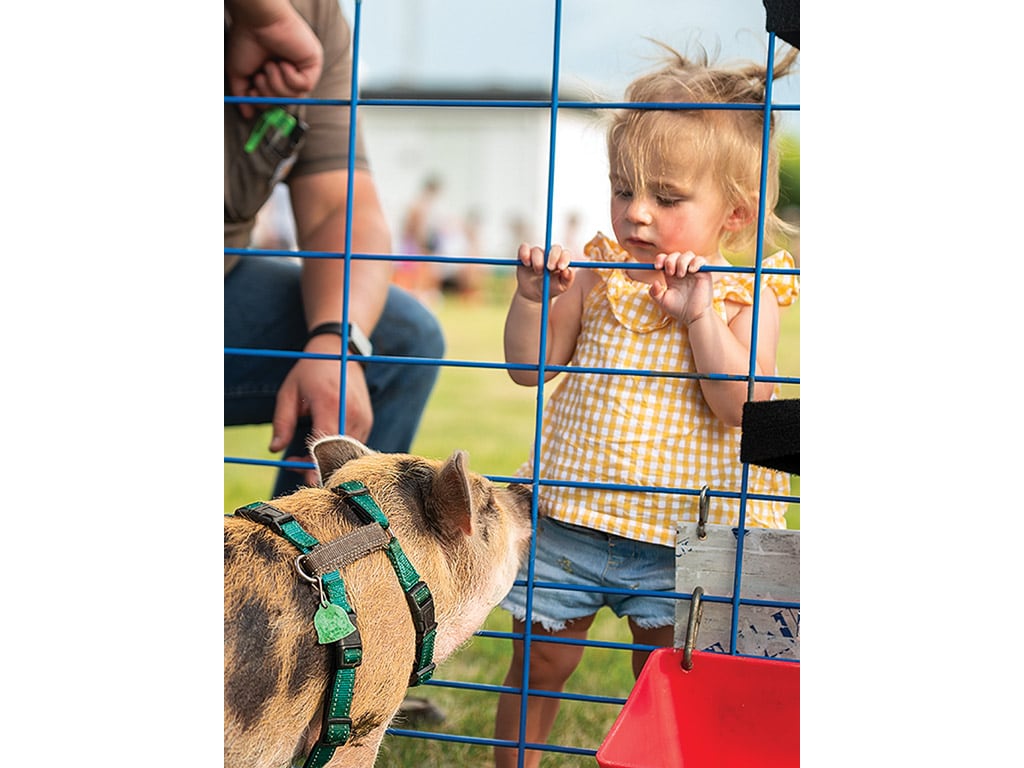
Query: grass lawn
224 270 800 766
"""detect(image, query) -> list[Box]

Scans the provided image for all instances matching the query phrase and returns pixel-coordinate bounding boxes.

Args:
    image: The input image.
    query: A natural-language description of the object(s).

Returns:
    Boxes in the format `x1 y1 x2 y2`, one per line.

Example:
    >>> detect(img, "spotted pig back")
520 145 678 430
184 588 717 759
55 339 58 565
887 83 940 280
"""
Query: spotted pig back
224 436 533 768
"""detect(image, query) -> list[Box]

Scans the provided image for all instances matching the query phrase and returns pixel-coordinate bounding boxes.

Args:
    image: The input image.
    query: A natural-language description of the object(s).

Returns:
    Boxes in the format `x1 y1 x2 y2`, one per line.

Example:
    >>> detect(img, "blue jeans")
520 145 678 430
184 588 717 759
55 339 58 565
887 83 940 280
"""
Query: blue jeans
225 256 445 496
501 516 676 632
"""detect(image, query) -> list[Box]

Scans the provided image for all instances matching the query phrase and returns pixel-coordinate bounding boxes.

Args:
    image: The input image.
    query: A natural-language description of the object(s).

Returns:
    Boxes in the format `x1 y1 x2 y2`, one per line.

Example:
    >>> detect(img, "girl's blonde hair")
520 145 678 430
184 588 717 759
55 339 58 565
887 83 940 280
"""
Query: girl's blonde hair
607 42 799 254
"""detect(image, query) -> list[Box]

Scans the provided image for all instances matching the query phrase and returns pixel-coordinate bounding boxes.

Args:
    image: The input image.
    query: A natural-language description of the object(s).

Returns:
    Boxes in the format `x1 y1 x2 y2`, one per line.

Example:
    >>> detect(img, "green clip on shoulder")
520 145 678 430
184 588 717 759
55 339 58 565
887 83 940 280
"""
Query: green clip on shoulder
244 107 298 154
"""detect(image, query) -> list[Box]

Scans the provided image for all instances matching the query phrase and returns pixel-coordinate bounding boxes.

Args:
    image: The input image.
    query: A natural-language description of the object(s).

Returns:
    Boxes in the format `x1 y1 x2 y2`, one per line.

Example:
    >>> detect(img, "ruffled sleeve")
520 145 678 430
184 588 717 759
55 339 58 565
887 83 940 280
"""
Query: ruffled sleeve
719 250 800 308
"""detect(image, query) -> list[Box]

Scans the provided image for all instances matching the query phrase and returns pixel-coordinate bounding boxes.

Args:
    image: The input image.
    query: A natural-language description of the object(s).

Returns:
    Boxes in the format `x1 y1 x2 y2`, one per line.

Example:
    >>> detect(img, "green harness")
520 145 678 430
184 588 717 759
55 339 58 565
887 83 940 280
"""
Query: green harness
234 481 437 768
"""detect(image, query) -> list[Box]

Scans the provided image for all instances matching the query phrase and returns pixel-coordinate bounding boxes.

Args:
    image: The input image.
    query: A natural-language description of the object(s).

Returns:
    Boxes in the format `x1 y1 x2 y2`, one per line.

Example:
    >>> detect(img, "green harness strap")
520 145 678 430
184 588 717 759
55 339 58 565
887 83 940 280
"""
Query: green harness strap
234 481 437 768
332 482 438 686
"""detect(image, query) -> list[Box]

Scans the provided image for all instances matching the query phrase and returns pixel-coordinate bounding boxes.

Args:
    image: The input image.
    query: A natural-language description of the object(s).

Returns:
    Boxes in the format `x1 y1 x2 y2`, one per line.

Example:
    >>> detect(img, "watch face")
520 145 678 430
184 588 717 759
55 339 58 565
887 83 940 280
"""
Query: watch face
348 322 372 357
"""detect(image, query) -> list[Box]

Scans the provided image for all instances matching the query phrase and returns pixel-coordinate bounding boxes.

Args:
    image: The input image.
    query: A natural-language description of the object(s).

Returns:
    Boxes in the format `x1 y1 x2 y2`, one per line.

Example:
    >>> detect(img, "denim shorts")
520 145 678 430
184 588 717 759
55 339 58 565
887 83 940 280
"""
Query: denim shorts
500 516 676 632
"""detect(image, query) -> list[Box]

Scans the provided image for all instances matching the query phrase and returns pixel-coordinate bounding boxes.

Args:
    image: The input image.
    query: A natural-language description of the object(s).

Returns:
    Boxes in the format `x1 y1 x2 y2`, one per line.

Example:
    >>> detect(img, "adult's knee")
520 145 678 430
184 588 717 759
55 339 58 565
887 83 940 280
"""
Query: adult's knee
375 287 445 360
402 302 445 362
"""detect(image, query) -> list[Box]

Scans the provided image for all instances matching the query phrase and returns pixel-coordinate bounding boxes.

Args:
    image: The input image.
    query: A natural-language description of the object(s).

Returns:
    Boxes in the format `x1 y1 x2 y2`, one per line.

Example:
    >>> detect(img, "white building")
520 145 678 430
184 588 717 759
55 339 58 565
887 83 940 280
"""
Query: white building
359 86 614 265
253 86 614 267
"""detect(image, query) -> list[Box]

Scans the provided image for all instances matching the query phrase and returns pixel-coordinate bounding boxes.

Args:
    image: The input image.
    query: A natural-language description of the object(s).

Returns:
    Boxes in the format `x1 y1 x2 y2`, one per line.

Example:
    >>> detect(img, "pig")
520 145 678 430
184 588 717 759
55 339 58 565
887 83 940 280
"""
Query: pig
224 435 533 768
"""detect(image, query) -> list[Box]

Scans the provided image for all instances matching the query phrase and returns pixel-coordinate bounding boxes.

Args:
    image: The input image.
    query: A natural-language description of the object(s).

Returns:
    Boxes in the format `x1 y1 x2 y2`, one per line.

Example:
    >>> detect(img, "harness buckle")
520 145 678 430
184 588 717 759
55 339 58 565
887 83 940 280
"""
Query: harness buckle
333 626 363 669
324 716 353 731
409 661 436 686
321 715 353 748
234 502 295 537
405 581 437 636
332 482 370 499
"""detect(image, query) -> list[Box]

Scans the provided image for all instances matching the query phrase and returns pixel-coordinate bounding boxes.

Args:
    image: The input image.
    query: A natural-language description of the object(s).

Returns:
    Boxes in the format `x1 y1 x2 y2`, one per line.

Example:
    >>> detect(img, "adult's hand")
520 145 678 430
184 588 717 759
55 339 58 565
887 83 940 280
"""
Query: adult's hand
270 343 373 488
226 0 324 119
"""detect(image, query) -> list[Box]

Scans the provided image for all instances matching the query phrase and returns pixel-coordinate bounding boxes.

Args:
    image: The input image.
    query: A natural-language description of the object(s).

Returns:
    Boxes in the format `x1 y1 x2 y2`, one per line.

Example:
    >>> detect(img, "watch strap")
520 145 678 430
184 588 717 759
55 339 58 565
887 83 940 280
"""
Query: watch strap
306 322 373 359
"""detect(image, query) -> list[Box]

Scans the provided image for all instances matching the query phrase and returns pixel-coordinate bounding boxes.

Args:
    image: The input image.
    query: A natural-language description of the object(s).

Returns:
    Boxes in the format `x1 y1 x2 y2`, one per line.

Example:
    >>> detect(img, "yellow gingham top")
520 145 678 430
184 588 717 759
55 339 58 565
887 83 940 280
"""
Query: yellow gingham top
517 233 799 546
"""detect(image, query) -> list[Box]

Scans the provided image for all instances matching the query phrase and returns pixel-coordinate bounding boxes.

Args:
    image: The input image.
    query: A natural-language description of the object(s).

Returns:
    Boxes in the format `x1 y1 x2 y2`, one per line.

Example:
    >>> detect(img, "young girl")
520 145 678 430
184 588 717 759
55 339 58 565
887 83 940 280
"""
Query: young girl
494 43 800 767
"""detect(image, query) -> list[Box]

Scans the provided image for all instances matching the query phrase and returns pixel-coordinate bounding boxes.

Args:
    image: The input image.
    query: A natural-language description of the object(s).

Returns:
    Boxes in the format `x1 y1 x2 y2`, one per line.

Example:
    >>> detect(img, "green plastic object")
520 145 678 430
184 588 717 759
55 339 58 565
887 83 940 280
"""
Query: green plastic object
314 602 356 645
243 107 298 154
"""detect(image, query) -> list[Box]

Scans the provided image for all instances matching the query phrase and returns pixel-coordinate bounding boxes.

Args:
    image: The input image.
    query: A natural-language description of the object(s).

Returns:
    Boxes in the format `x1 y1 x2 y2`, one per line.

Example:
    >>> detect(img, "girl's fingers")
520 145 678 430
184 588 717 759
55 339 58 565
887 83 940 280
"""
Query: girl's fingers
556 265 574 291
658 252 683 276
518 243 543 271
519 243 571 274
660 251 706 277
517 242 531 265
532 246 549 272
547 244 568 271
546 244 560 267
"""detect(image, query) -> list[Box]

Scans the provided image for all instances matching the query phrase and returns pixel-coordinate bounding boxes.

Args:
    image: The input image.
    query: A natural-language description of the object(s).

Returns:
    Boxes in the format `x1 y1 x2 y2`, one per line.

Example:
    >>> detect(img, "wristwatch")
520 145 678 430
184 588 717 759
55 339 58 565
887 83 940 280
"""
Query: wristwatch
345 321 373 358
305 322 373 359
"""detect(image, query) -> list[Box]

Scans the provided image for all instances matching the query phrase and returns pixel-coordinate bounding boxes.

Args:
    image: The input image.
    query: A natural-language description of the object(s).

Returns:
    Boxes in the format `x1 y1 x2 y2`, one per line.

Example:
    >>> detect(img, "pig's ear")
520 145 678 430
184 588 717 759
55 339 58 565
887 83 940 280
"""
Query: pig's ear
310 436 374 486
432 449 474 537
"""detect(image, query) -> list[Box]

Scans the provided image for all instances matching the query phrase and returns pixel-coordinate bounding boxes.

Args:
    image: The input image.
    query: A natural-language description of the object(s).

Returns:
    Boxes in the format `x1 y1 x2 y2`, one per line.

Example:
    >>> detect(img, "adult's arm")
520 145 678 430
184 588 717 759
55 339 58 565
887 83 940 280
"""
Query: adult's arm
269 168 394 461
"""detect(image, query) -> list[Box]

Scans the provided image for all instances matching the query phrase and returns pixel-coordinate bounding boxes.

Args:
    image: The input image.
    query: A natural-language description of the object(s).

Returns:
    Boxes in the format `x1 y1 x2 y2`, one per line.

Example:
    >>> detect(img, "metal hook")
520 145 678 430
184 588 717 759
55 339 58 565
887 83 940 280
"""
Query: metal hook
697 485 710 540
295 554 328 606
294 554 318 584
682 586 704 671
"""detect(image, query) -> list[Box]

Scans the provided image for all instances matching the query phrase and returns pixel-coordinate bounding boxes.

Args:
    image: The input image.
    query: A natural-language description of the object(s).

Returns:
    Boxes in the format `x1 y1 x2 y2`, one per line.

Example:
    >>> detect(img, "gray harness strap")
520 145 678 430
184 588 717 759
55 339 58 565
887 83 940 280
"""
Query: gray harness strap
300 523 393 576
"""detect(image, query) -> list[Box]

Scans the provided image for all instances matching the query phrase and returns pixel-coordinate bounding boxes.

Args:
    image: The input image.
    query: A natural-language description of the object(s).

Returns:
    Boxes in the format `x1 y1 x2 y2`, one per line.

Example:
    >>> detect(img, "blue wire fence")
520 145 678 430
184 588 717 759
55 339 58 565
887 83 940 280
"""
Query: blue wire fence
225 0 799 764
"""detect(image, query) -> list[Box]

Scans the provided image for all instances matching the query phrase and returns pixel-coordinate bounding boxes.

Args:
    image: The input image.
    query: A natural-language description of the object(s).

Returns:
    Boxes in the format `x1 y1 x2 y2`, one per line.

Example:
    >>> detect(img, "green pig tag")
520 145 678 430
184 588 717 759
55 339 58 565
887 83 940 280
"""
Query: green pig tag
314 603 355 644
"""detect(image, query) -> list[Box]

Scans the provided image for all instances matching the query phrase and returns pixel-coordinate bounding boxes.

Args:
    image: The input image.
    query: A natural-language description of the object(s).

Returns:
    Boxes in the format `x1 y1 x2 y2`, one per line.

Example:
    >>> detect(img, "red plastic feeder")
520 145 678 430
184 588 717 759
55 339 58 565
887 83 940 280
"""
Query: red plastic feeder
596 647 799 768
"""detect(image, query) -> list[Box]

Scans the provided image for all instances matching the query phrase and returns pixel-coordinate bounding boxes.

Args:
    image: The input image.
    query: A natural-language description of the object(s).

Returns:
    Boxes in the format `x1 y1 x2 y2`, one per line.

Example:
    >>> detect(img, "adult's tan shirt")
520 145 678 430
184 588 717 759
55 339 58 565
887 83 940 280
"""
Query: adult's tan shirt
224 0 370 272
